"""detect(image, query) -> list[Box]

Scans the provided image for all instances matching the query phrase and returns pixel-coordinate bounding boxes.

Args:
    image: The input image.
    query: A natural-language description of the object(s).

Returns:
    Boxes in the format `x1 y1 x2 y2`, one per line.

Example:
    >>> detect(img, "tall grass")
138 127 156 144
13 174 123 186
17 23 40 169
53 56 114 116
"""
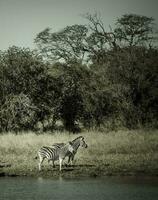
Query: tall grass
0 130 158 176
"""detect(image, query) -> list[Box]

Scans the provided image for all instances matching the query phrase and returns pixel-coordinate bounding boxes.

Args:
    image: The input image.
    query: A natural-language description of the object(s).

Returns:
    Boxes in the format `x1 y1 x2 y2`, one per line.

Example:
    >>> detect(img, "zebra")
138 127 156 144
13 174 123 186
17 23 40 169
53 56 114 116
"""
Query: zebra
52 136 88 165
36 141 74 171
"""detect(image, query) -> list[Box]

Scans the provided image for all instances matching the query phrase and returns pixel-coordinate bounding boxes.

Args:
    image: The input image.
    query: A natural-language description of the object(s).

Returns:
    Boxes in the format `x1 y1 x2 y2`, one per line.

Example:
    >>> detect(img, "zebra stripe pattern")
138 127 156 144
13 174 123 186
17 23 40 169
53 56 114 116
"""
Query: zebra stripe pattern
37 142 74 171
52 136 88 165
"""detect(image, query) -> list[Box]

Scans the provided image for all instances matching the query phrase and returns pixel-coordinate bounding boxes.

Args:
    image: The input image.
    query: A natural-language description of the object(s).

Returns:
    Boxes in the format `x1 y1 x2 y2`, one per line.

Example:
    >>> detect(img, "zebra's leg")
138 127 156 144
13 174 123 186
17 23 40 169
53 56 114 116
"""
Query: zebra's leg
68 156 71 164
68 155 74 166
51 160 55 168
48 159 55 168
59 158 63 171
39 156 45 171
70 155 75 166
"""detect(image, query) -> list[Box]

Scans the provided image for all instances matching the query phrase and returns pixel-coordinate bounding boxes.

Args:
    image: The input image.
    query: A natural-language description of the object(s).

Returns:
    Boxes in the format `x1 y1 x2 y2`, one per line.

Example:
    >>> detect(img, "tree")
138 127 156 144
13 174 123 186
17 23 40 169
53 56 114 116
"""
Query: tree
35 25 88 64
0 46 58 132
114 14 156 47
34 14 119 65
48 63 89 132
85 13 158 128
34 13 158 130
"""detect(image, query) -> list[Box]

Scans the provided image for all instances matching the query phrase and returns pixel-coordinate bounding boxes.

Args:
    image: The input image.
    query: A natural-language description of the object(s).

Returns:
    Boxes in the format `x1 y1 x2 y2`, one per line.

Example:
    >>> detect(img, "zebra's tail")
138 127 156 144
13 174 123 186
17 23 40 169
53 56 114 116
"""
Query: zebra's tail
34 156 38 159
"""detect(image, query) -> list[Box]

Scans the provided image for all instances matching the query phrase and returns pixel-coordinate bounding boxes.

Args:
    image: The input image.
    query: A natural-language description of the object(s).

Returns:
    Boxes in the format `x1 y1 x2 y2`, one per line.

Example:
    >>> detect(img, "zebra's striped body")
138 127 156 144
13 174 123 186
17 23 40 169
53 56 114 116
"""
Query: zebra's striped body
37 142 74 171
52 136 88 165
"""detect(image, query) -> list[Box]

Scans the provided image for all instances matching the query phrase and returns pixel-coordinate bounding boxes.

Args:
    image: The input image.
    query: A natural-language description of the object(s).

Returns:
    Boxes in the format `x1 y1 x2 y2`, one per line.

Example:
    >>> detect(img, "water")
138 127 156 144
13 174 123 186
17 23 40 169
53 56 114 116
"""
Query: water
0 176 158 200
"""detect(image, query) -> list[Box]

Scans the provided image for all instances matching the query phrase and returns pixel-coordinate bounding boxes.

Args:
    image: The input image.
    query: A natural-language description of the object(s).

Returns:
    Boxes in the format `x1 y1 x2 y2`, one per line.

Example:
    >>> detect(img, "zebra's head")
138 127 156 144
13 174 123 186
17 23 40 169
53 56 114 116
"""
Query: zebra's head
79 137 88 148
68 141 75 153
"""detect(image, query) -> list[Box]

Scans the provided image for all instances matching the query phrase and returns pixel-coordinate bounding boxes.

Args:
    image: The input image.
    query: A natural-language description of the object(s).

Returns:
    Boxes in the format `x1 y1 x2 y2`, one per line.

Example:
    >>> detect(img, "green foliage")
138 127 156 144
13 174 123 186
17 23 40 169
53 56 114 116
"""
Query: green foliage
114 14 155 47
0 93 36 132
0 46 46 98
48 63 88 132
0 13 158 133
102 46 158 128
35 25 88 64
0 46 57 132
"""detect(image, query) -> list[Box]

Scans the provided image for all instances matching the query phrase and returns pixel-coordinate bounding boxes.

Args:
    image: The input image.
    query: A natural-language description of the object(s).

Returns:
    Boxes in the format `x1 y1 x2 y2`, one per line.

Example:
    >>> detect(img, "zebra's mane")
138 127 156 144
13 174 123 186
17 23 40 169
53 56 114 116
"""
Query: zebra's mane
72 136 84 143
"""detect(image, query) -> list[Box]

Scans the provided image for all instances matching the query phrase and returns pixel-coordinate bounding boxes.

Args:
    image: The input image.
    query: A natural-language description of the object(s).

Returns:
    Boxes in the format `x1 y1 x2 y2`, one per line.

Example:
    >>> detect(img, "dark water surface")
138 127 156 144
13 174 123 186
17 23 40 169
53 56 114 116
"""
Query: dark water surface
0 176 158 200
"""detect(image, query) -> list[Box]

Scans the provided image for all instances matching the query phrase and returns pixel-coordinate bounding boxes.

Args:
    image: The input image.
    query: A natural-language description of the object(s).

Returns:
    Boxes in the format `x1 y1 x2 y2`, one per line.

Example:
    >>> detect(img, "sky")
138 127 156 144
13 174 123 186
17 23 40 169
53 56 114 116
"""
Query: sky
0 0 158 50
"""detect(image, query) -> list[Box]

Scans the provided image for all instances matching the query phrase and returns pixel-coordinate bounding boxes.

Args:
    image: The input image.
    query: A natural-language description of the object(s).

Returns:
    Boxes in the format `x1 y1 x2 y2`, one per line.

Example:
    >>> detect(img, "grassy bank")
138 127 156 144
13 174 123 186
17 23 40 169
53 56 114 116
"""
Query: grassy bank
0 130 158 178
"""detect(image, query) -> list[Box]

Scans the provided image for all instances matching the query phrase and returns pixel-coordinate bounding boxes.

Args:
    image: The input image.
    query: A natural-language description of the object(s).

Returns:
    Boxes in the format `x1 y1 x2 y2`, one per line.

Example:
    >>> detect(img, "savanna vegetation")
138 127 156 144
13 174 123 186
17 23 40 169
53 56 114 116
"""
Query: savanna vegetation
0 130 158 177
0 13 158 177
0 13 157 133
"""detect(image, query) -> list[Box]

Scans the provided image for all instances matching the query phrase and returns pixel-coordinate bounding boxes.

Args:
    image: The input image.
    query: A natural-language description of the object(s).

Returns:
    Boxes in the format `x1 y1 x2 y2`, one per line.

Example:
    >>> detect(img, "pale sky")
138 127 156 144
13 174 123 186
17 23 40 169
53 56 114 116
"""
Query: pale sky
0 0 158 50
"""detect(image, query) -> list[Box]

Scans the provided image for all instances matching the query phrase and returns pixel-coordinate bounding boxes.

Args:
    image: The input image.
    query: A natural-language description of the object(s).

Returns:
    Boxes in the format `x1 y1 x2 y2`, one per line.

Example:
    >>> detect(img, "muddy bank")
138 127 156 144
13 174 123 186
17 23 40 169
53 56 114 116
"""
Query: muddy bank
1 164 158 178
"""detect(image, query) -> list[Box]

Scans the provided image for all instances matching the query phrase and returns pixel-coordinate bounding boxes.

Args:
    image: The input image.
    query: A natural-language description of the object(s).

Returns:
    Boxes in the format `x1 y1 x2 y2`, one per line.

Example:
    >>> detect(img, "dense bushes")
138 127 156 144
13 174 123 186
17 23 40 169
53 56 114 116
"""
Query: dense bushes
0 47 55 132
0 14 158 133
0 93 36 132
98 46 158 128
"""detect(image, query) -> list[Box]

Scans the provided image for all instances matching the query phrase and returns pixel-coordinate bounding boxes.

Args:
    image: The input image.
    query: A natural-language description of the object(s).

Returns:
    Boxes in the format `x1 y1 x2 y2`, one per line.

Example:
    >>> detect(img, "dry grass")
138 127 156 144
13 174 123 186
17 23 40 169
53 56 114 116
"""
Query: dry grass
0 129 158 177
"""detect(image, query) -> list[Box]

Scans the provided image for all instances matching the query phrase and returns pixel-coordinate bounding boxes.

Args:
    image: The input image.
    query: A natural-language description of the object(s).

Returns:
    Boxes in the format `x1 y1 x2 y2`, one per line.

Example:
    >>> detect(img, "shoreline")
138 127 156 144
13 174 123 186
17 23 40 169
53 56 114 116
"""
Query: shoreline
1 165 158 178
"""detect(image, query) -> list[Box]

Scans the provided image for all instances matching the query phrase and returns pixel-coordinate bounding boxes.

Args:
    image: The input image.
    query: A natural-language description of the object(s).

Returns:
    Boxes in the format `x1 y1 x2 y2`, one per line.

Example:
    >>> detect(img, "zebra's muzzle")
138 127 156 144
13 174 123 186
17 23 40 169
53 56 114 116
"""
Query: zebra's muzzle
85 144 88 148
